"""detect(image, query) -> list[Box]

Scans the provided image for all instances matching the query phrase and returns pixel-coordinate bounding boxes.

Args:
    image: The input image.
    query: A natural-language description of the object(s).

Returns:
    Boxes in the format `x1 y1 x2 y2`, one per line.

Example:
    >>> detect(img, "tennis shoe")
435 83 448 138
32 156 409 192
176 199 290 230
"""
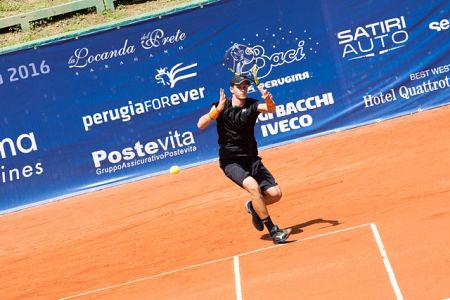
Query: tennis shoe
270 225 291 244
245 200 264 231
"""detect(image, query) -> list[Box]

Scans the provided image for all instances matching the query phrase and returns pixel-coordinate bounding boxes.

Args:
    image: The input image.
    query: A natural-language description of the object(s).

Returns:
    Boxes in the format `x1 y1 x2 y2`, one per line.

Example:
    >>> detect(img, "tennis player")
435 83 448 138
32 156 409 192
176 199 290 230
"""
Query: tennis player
197 74 291 244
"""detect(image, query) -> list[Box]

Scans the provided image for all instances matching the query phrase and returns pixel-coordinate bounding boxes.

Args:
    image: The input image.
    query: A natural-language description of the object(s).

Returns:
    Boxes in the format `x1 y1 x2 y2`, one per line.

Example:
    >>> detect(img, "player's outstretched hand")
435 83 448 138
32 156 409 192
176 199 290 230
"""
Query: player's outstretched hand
217 88 226 112
257 84 272 102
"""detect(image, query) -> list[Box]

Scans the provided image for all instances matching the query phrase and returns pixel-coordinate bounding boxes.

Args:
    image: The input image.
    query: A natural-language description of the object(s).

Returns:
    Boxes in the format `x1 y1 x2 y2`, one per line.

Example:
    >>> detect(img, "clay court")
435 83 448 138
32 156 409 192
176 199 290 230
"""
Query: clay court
0 105 449 299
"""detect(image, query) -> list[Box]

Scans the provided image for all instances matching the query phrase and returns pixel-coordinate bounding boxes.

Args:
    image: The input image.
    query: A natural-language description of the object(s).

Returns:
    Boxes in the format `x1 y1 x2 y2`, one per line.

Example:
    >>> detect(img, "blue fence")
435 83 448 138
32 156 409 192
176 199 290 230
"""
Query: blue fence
0 0 449 212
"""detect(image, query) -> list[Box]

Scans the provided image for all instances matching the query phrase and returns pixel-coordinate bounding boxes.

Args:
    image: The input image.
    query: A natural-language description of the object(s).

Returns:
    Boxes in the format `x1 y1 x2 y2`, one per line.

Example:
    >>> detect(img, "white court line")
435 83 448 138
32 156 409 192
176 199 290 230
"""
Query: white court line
370 223 404 300
60 222 395 299
59 255 234 300
233 256 243 300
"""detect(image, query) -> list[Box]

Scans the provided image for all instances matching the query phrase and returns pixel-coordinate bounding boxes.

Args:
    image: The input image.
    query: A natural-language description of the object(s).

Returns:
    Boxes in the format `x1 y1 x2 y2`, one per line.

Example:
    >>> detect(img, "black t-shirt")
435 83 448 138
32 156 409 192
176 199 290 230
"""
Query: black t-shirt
214 97 260 159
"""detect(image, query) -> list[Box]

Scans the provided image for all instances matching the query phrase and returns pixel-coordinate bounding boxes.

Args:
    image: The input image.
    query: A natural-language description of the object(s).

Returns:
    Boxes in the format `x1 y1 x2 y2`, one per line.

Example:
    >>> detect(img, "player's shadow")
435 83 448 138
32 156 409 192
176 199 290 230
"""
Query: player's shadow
260 218 341 241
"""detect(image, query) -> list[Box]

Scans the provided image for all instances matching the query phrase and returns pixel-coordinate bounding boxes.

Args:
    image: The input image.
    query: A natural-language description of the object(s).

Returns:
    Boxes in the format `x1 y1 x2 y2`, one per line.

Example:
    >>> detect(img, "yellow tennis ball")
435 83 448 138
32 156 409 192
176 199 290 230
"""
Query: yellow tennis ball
169 165 180 175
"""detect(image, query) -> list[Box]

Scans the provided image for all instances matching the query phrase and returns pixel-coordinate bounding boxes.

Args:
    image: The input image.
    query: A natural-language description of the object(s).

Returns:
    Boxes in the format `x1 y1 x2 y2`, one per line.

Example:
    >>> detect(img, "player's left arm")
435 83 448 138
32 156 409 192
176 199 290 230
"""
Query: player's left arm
256 84 276 113
197 88 226 129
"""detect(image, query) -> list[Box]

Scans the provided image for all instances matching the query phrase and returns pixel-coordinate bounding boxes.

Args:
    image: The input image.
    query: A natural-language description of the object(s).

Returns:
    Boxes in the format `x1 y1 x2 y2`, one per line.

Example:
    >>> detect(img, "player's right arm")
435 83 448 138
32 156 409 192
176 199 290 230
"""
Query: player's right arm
197 89 226 129
256 85 276 113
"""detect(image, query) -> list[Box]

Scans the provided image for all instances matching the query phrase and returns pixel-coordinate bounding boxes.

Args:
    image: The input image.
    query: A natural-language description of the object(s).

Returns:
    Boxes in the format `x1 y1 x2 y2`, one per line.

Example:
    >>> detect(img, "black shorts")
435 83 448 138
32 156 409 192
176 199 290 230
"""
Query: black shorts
219 156 277 192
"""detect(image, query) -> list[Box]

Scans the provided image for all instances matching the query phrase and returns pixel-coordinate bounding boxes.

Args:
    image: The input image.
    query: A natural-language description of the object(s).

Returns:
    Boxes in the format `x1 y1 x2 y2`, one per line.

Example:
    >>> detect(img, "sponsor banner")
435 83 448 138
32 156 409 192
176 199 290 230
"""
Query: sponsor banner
0 0 448 211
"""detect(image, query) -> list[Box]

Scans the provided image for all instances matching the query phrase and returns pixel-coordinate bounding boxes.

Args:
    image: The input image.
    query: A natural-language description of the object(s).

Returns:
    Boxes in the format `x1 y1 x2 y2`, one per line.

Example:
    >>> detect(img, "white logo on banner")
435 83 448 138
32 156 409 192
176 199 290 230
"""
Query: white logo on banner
337 16 409 60
428 18 449 32
230 27 316 92
232 42 309 93
91 130 198 175
155 62 197 88
256 92 335 138
67 39 135 69
226 44 256 78
141 28 186 50
251 42 306 80
0 132 44 184
0 132 37 158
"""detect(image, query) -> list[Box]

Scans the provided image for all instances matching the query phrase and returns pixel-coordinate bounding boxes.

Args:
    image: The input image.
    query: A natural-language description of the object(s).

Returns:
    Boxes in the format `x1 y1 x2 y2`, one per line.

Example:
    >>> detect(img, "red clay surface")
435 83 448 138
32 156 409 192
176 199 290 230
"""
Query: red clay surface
0 105 449 300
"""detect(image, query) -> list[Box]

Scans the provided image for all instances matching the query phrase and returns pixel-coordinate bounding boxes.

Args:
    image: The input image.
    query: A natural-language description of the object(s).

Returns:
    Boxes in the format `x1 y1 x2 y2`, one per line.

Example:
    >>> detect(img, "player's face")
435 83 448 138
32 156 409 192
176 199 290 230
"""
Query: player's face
230 82 249 100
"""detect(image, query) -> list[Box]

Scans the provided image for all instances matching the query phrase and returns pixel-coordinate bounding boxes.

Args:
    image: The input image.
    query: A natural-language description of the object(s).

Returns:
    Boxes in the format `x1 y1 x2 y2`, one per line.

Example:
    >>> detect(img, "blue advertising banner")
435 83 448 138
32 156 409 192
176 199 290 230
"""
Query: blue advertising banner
0 0 449 212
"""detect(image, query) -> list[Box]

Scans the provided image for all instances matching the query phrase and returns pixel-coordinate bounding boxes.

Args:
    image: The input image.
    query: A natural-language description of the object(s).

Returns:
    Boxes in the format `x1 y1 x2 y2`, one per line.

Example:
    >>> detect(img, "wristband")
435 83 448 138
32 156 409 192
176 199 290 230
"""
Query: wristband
265 98 275 110
209 108 220 120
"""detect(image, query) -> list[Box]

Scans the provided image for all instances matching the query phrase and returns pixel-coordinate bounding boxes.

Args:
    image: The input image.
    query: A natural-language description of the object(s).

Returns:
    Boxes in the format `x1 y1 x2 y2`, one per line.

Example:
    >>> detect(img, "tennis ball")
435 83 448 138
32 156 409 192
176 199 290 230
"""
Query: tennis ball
169 165 180 175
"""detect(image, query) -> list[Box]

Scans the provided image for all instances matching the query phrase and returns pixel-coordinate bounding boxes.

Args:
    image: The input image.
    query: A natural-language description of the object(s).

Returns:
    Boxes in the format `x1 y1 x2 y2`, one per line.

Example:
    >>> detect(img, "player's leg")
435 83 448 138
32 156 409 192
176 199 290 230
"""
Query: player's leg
220 159 265 231
244 157 278 221
220 158 290 243
242 176 269 219
242 176 290 243
252 158 291 243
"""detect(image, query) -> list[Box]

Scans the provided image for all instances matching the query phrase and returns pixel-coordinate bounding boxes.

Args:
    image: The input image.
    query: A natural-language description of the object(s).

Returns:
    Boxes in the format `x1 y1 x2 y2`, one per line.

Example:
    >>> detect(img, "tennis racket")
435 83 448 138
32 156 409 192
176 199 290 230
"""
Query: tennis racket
223 43 259 85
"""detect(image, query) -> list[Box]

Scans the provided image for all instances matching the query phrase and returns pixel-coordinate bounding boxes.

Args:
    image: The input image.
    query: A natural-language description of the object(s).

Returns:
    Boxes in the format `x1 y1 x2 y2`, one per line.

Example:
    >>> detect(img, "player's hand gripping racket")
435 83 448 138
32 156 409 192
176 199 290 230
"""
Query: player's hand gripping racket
223 43 259 85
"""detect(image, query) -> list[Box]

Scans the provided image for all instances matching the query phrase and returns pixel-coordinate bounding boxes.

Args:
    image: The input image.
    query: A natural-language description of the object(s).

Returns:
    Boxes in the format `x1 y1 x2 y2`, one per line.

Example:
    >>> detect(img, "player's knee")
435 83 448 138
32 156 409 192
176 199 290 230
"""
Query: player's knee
276 190 283 200
265 186 282 203
248 185 261 198
242 177 262 196
272 191 282 203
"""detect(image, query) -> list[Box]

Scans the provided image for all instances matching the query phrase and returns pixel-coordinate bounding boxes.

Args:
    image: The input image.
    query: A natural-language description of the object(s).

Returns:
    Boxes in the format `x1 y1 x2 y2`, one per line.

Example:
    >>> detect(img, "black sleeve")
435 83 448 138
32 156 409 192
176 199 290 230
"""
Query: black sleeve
249 99 260 116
